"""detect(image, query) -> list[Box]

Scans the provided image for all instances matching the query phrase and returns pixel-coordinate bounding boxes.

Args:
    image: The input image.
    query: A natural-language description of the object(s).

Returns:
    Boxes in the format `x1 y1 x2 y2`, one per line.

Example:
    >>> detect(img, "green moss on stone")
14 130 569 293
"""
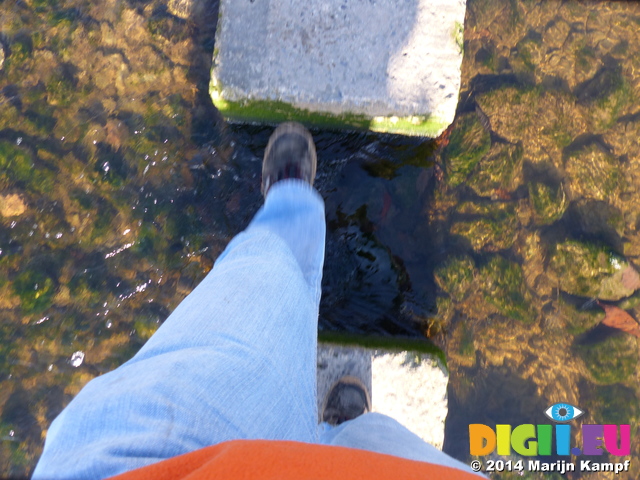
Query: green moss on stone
443 113 491 187
575 332 637 385
318 331 446 369
468 142 523 197
528 181 567 225
434 255 476 301
210 87 447 137
13 268 56 313
435 294 454 328
593 76 632 130
480 256 534 324
0 141 55 193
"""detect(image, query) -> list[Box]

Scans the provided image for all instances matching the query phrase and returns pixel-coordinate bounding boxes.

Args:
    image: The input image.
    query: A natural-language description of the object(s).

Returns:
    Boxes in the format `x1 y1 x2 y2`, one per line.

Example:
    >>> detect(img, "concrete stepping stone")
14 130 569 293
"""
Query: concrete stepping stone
210 0 467 136
317 335 448 447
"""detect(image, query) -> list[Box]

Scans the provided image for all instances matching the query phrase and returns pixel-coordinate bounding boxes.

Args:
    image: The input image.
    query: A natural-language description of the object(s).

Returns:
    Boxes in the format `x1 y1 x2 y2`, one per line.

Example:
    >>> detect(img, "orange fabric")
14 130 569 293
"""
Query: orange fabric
110 440 480 480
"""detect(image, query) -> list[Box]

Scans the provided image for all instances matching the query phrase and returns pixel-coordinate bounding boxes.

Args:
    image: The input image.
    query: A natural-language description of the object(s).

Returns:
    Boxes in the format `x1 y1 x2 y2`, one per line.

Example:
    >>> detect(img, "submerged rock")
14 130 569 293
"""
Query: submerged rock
575 331 637 385
434 255 476 302
442 113 491 187
467 142 523 198
581 383 639 426
552 300 604 336
564 143 623 202
168 0 206 20
548 240 640 301
450 202 519 252
480 256 535 324
528 181 567 225
0 194 27 217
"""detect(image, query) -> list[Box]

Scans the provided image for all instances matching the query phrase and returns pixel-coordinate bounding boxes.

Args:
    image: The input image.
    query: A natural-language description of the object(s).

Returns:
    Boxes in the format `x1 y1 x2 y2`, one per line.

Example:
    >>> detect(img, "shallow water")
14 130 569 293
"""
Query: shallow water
1 0 640 477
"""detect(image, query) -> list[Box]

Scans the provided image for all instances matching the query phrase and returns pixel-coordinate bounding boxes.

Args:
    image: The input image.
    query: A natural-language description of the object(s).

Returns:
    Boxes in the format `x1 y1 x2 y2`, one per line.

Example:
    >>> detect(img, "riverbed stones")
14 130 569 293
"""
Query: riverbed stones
548 240 640 301
575 331 638 385
0 194 27 217
210 0 467 136
442 112 491 186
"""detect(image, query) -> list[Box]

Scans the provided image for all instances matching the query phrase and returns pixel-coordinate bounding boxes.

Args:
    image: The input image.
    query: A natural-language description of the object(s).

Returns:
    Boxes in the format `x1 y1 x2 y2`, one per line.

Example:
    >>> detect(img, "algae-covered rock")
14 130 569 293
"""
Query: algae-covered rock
576 63 632 130
583 383 639 427
553 298 605 335
566 200 624 247
13 265 57 314
435 295 454 329
548 240 640 301
512 31 544 74
564 143 623 202
467 142 523 197
480 256 535 324
0 194 27 217
434 255 476 302
443 113 491 187
0 141 55 194
450 202 519 252
458 323 475 360
528 181 567 225
575 331 637 385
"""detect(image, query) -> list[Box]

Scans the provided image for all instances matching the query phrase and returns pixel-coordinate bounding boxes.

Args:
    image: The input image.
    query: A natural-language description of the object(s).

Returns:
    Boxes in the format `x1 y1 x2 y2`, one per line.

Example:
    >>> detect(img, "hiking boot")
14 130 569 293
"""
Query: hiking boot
261 122 317 196
322 376 372 426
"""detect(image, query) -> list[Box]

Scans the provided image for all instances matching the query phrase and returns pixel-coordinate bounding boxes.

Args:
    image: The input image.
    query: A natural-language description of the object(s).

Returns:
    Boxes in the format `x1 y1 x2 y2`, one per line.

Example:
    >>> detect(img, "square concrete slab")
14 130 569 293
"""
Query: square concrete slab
317 342 448 447
210 0 467 136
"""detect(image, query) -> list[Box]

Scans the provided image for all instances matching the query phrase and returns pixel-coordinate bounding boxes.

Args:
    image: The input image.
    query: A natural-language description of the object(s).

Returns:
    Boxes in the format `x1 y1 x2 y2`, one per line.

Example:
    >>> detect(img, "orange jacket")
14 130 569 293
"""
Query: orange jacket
110 440 481 480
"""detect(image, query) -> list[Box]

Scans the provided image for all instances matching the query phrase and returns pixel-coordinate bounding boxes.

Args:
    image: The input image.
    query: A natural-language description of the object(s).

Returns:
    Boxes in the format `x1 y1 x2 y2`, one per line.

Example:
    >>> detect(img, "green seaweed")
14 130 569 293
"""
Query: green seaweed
467 142 523 197
443 113 491 187
0 141 55 194
434 255 476 302
480 256 534 324
450 202 519 252
13 267 56 314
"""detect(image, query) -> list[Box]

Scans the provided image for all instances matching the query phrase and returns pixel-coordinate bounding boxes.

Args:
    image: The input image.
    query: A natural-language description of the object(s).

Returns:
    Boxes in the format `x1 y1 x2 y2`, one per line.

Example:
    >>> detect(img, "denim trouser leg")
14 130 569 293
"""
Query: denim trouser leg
318 413 485 477
33 180 326 479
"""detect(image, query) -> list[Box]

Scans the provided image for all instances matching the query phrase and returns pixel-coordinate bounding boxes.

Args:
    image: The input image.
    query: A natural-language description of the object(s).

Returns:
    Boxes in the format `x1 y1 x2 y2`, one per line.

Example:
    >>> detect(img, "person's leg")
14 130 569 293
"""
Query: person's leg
33 179 325 480
318 412 485 477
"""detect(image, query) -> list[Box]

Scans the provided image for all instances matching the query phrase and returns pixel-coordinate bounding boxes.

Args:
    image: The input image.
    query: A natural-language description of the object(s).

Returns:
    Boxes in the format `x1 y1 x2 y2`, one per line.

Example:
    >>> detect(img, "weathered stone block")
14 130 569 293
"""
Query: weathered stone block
211 0 466 136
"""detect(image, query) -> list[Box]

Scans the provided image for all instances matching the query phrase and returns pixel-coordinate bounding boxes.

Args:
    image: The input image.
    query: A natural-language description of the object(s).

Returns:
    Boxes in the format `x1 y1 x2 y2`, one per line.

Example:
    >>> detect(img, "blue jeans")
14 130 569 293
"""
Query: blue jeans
33 180 481 479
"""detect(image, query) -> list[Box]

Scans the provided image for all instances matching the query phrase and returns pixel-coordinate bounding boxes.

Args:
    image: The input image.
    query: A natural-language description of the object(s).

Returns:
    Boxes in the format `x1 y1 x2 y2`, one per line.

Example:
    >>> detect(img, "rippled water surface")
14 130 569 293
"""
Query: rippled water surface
2 0 640 477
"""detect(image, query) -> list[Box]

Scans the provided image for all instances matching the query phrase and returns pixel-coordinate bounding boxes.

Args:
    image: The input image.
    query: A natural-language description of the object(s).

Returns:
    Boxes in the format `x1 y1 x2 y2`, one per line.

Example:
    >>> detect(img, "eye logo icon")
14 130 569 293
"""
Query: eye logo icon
544 403 584 423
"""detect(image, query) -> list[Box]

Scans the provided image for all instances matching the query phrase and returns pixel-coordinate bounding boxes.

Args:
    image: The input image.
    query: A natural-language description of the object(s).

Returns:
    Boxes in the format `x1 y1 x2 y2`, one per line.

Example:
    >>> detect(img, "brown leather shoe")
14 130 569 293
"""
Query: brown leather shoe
261 122 317 197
